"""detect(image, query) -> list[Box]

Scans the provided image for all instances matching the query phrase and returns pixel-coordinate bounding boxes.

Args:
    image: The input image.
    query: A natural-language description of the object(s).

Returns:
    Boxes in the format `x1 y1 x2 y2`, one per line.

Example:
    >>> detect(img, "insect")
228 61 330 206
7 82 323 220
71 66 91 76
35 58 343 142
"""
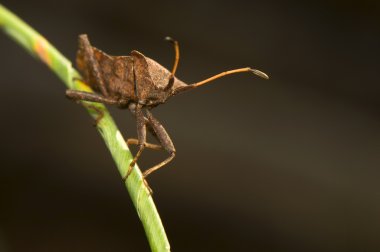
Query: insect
66 34 268 193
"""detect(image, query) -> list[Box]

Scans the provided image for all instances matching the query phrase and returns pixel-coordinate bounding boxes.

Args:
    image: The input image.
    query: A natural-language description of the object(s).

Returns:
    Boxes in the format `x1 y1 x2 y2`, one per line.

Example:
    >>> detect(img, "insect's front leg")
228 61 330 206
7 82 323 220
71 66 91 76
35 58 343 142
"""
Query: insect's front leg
143 110 176 179
123 104 147 180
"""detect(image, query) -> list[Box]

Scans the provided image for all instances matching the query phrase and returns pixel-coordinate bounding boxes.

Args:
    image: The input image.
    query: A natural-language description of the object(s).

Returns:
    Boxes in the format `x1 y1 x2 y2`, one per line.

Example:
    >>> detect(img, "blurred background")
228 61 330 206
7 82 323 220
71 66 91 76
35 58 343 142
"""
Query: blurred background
0 0 379 251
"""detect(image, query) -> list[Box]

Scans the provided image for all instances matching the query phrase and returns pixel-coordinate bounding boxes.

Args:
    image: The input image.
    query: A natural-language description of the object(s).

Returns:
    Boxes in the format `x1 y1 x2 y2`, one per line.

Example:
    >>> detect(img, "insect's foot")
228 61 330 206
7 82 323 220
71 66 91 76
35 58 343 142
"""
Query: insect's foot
93 113 104 126
122 165 134 181
83 104 104 126
143 178 153 195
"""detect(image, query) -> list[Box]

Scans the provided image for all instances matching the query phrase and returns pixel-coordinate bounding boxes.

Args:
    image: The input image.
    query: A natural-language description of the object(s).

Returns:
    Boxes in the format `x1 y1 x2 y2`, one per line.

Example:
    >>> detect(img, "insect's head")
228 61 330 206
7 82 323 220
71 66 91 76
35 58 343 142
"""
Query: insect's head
131 50 269 107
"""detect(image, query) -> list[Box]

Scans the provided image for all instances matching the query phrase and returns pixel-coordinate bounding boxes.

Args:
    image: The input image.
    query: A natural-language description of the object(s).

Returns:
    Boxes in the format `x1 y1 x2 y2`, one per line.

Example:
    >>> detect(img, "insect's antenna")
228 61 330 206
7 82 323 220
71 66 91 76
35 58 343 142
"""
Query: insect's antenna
165 37 180 76
172 67 268 96
192 67 268 89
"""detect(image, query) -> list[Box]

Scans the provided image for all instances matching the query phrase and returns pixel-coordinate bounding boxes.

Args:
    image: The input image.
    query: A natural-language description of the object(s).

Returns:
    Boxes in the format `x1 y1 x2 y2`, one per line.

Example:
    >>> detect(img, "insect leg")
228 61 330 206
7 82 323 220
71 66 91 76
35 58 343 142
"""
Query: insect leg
126 138 163 151
66 90 120 124
123 104 147 180
127 104 160 149
66 90 118 104
142 110 176 179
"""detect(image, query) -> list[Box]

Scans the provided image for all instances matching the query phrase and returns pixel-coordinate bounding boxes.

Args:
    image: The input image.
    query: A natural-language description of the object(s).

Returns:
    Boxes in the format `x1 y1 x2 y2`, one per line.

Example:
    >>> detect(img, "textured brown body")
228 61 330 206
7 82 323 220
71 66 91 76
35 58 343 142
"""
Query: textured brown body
76 34 187 108
66 34 267 193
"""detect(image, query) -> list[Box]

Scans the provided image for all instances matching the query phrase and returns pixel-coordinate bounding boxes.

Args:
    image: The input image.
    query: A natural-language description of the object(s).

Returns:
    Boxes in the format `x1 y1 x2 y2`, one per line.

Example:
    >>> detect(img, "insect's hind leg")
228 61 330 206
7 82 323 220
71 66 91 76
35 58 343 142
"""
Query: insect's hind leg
66 90 119 124
66 90 119 104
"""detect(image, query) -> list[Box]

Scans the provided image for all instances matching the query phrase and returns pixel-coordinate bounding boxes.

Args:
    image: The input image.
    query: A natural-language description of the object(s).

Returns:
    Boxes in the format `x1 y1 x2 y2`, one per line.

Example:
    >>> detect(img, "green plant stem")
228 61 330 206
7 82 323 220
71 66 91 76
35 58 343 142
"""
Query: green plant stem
0 4 170 252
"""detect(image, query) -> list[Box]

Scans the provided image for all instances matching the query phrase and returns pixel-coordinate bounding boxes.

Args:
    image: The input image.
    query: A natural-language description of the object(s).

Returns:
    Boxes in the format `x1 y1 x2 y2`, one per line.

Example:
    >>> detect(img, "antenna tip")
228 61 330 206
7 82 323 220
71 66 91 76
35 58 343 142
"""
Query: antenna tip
249 68 269 79
164 36 175 42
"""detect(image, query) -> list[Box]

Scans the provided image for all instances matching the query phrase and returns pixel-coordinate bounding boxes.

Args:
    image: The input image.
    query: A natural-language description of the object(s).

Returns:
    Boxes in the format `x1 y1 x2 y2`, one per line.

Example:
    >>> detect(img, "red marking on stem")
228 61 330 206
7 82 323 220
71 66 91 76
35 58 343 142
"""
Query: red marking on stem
34 37 52 66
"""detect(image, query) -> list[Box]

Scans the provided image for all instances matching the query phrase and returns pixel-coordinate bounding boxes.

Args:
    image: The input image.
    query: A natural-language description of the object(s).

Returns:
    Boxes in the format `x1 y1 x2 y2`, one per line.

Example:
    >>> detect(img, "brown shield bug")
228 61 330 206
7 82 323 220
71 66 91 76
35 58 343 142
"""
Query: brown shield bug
66 34 268 192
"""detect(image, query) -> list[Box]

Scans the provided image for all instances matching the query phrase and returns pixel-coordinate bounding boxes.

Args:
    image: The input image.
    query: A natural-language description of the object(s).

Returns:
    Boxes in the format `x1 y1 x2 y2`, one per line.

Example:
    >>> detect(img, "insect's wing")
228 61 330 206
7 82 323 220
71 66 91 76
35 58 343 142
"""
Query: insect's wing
93 51 135 100
76 35 92 84
76 34 135 99
76 34 108 95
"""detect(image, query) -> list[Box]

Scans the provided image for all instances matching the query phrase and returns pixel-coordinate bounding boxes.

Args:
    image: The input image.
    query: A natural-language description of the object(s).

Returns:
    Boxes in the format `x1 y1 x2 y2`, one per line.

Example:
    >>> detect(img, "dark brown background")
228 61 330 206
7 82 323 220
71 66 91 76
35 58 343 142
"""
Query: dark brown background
0 0 379 251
